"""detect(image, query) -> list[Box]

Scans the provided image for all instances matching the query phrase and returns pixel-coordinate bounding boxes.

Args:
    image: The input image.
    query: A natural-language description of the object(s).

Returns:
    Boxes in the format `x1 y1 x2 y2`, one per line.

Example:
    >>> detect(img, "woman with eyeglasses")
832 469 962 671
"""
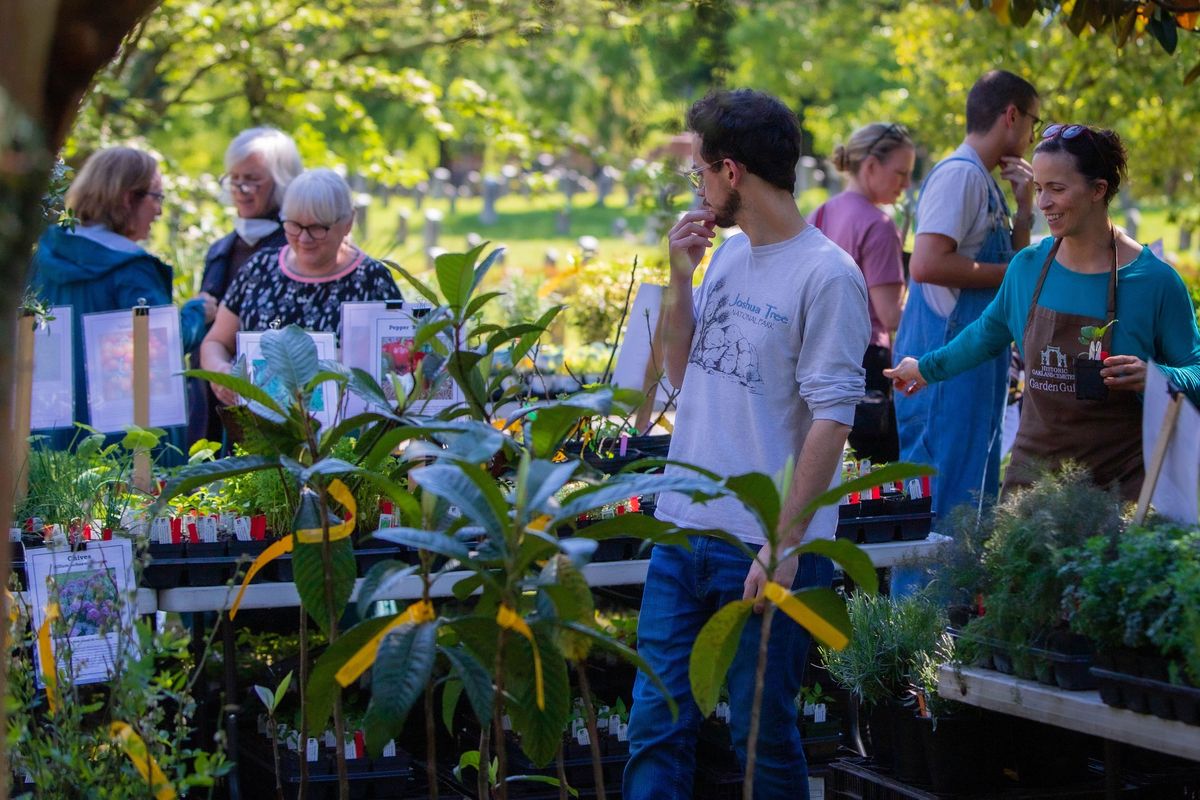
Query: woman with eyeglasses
28 146 214 455
200 168 401 406
809 122 916 462
886 125 1200 499
188 127 303 445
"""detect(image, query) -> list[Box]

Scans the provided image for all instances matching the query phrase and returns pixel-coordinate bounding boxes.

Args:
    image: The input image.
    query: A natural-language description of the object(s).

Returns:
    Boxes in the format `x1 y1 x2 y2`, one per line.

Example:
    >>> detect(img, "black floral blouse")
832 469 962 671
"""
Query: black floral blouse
223 246 401 339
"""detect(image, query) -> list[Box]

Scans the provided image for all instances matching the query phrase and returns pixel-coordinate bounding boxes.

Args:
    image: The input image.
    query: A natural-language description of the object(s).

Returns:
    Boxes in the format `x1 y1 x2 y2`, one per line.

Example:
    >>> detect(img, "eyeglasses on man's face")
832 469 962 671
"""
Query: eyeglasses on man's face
683 159 725 190
282 220 334 241
219 174 269 195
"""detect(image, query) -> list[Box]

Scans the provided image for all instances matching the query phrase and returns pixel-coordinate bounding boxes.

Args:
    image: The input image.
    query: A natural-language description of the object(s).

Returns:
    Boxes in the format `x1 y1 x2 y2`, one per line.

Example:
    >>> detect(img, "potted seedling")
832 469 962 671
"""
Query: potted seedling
1075 320 1117 401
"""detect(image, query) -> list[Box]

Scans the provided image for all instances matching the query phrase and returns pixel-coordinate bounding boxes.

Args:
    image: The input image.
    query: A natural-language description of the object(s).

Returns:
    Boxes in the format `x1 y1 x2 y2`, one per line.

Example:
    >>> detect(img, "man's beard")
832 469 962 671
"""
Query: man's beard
712 188 742 229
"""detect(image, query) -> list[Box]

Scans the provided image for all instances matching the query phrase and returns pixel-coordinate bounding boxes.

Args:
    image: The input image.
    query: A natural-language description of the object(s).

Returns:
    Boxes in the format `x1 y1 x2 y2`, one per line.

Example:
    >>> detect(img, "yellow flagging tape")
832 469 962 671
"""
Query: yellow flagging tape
335 600 437 687
229 536 294 621
295 479 357 544
110 722 176 800
37 602 60 713
497 604 544 710
763 582 849 651
6 589 17 625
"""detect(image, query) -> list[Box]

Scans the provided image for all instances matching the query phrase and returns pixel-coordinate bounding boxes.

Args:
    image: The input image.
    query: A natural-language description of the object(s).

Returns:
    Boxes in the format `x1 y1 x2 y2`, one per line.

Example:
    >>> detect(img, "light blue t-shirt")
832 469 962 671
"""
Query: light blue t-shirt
919 236 1200 406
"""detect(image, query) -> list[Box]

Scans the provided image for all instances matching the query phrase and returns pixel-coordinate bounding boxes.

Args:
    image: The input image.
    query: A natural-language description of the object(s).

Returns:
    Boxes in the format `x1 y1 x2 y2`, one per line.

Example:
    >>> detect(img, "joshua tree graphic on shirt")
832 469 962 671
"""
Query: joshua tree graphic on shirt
688 278 764 393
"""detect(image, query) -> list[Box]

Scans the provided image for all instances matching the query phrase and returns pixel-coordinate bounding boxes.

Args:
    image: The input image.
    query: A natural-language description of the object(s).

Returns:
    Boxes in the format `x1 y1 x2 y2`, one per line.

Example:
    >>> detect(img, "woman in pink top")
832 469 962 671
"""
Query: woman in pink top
200 169 401 405
809 123 916 461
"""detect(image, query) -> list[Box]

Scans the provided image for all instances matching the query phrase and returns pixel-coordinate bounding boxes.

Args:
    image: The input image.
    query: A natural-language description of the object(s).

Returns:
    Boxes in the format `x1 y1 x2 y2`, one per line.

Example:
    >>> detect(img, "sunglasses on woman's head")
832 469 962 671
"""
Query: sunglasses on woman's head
1041 123 1091 141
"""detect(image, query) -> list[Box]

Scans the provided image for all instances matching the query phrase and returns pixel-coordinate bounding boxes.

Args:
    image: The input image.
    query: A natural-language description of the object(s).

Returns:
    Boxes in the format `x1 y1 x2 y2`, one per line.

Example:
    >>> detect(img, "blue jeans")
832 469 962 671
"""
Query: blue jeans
623 536 834 800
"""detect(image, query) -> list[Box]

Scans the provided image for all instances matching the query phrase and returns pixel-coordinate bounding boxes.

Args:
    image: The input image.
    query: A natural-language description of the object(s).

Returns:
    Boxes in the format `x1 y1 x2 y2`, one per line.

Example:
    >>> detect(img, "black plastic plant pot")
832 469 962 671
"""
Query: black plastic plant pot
891 711 931 786
1075 357 1108 401
863 702 897 771
858 498 887 517
227 540 270 583
991 647 1014 675
143 542 187 589
184 541 228 586
274 552 294 583
919 712 1004 794
860 519 898 544
353 547 395 578
1044 632 1097 691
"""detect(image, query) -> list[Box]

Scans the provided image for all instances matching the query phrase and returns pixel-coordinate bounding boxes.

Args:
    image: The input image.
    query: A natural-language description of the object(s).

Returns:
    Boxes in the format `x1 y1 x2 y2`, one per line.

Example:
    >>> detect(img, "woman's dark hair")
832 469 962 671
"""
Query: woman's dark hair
1034 126 1128 204
687 89 802 194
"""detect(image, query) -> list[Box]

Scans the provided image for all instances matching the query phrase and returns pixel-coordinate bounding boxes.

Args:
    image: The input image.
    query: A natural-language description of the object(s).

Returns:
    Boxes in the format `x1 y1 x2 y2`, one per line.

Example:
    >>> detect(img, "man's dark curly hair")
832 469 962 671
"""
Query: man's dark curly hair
686 89 802 194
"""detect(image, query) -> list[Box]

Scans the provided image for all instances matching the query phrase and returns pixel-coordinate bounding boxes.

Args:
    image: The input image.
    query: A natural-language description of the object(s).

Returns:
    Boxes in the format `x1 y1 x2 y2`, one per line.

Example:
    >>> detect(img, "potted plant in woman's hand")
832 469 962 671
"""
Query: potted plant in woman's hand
1075 320 1117 401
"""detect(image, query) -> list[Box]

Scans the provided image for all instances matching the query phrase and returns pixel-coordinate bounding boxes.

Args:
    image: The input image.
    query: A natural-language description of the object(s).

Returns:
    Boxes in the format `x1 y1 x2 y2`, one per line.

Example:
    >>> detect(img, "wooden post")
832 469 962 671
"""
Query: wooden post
132 303 151 492
634 301 669 434
1134 391 1185 525
12 310 35 505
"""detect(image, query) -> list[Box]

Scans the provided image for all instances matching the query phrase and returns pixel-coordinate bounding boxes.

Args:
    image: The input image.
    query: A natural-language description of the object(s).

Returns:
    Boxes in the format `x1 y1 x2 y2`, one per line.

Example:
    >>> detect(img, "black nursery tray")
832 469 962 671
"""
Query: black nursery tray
836 496 934 544
1091 665 1200 725
140 542 416 588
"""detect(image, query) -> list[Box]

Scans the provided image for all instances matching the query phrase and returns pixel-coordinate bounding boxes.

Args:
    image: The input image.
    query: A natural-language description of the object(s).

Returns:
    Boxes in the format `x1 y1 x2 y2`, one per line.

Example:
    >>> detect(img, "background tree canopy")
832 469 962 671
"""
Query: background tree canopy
70 0 1200 228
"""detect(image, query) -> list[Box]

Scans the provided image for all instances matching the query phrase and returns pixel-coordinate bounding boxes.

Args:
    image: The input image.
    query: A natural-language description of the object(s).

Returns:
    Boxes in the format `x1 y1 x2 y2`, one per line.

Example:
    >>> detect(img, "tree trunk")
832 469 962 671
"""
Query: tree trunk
0 3 159 797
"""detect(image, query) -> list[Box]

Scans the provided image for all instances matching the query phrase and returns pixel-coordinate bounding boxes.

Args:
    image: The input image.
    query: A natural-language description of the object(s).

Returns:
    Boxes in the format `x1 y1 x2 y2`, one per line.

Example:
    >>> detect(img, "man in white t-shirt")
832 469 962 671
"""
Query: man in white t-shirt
623 89 869 800
893 70 1039 526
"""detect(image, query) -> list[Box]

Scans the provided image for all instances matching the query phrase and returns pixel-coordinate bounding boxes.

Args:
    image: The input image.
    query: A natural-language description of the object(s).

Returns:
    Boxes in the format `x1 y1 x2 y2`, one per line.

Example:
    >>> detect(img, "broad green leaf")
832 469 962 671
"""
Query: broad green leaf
505 626 570 767
293 537 357 637
253 685 274 712
356 560 420 618
441 678 464 734
346 367 393 410
451 572 487 601
259 325 320 397
389 262 439 305
441 643 494 726
404 427 506 465
724 472 781 543
471 245 504 293
800 462 935 520
567 515 690 548
464 290 506 320
689 599 754 716
793 538 879 594
539 556 594 661
371 527 472 562
306 613 399 732
184 368 287 420
435 249 476 309
121 426 163 453
512 305 565 365
364 622 439 755
522 459 581 516
554 474 727 526
411 463 507 540
557 620 678 721
274 670 293 708
152 455 279 512
770 587 851 650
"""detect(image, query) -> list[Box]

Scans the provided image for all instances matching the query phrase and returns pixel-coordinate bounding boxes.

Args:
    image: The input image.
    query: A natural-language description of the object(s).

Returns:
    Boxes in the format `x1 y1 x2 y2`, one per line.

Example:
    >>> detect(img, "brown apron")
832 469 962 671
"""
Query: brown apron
1004 237 1144 501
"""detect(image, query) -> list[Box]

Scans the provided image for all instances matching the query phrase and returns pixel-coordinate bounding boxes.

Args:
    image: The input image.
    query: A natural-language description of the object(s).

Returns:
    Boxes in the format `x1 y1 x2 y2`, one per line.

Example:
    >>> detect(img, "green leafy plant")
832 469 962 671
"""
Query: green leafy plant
253 670 294 800
687 461 931 797
1079 319 1117 359
8 596 230 797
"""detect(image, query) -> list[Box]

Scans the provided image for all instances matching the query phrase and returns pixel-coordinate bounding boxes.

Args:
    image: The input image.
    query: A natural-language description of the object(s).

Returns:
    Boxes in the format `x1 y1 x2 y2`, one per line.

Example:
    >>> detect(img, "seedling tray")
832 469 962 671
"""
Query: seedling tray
1091 666 1200 725
836 496 934 544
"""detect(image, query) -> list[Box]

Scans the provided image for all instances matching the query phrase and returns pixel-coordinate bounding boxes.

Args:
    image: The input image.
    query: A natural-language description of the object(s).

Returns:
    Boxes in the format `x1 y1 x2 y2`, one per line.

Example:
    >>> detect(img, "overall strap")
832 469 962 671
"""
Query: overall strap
917 155 1007 220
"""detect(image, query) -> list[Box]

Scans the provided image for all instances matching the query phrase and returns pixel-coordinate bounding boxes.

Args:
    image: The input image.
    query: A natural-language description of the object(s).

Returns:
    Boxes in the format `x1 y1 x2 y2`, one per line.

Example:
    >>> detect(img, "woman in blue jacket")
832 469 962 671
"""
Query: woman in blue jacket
29 146 214 457
886 126 1200 501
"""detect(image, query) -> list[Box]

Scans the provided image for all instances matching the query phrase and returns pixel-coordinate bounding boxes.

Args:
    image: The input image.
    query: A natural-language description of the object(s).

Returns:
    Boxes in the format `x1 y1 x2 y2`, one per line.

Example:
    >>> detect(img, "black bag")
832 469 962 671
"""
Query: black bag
849 344 899 462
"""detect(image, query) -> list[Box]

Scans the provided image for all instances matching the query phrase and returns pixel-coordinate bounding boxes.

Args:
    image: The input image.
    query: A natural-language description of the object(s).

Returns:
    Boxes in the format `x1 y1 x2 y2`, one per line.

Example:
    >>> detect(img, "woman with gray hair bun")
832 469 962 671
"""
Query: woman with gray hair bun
200 168 401 407
188 127 303 443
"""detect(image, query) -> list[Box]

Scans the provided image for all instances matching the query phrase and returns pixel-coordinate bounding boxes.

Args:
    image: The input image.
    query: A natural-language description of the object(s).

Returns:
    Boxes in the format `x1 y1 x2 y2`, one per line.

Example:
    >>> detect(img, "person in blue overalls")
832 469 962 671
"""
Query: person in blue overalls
893 70 1040 526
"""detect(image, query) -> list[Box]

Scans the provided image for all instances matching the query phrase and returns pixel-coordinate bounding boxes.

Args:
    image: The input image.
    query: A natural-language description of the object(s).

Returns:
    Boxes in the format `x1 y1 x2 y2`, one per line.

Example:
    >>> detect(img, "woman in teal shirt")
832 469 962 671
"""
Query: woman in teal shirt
887 125 1200 500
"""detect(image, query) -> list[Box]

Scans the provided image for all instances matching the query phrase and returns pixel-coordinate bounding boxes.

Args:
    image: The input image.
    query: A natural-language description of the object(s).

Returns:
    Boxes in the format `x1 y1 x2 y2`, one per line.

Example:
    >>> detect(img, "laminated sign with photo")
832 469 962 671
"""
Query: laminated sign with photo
237 330 339 429
26 538 137 687
339 300 403 416
30 306 74 430
372 308 461 412
81 305 187 432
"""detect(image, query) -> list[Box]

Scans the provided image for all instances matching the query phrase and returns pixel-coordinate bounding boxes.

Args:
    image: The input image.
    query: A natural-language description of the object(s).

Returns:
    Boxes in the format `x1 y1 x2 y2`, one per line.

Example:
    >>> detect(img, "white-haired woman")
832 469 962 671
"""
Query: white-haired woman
200 168 401 405
189 128 303 442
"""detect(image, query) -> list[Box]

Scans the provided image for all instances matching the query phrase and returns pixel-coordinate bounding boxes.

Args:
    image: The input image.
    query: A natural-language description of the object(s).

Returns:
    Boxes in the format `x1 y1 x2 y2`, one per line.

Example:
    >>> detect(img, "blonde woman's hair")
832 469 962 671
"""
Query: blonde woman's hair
831 123 913 176
65 147 159 237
